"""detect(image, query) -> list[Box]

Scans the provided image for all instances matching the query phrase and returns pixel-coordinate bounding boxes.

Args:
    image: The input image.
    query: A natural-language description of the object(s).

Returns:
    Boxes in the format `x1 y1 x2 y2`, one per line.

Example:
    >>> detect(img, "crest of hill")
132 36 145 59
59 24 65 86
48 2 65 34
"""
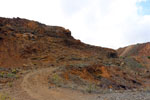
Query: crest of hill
117 42 150 57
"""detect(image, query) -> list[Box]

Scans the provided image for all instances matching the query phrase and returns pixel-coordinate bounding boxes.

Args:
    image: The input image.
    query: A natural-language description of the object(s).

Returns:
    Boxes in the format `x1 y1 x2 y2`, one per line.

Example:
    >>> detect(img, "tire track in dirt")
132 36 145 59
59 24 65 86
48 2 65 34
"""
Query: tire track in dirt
21 67 96 100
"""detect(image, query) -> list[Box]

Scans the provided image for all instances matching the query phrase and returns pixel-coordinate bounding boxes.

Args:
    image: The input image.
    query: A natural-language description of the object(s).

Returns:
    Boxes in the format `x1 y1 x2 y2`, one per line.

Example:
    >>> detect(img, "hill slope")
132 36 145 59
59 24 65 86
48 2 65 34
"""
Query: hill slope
0 17 150 94
118 42 150 68
0 17 117 68
118 42 150 57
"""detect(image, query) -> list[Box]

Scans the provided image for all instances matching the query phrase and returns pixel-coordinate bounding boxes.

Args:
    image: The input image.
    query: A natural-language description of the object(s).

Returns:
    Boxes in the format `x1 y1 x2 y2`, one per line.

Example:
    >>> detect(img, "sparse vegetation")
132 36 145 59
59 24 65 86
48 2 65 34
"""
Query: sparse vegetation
86 83 97 93
124 57 144 69
0 72 17 78
11 69 18 74
0 68 20 84
0 93 15 100
51 74 63 87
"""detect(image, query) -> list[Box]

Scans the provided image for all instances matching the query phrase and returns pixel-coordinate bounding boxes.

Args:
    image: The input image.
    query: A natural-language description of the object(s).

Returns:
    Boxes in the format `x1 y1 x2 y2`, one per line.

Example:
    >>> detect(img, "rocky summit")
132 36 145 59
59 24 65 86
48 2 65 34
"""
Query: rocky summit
0 17 150 100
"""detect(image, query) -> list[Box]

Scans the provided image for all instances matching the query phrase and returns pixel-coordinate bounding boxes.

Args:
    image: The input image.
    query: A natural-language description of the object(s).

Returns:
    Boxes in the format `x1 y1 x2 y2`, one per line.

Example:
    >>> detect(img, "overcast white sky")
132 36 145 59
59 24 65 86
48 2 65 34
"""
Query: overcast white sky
0 0 150 49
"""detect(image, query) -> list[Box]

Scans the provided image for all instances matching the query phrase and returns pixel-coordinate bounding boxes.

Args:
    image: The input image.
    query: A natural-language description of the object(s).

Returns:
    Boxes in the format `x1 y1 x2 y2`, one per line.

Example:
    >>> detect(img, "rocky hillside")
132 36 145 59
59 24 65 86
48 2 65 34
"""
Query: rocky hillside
0 17 117 68
118 42 150 68
0 17 150 92
118 42 150 57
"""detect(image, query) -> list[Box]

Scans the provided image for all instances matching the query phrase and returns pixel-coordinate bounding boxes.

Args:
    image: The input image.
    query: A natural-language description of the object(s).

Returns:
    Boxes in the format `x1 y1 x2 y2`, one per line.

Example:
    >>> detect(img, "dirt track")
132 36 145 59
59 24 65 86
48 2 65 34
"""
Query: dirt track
19 67 150 100
21 67 96 100
119 45 135 57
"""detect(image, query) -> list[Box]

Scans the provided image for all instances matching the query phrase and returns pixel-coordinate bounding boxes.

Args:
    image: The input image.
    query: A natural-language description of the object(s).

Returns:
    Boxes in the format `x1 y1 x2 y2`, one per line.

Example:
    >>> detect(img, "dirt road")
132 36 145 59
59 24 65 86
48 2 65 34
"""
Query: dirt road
20 67 150 100
21 67 97 100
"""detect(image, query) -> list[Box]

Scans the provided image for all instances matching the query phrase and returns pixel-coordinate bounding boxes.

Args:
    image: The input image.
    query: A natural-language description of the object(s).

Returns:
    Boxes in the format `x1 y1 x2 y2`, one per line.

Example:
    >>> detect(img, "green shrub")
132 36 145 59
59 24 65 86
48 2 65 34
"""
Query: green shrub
11 69 18 74
148 56 150 59
6 73 15 78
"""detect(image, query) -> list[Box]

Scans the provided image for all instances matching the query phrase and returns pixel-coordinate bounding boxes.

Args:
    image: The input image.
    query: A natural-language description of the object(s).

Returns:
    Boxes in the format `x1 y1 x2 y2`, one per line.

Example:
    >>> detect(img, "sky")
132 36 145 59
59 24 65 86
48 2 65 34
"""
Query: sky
0 0 150 49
